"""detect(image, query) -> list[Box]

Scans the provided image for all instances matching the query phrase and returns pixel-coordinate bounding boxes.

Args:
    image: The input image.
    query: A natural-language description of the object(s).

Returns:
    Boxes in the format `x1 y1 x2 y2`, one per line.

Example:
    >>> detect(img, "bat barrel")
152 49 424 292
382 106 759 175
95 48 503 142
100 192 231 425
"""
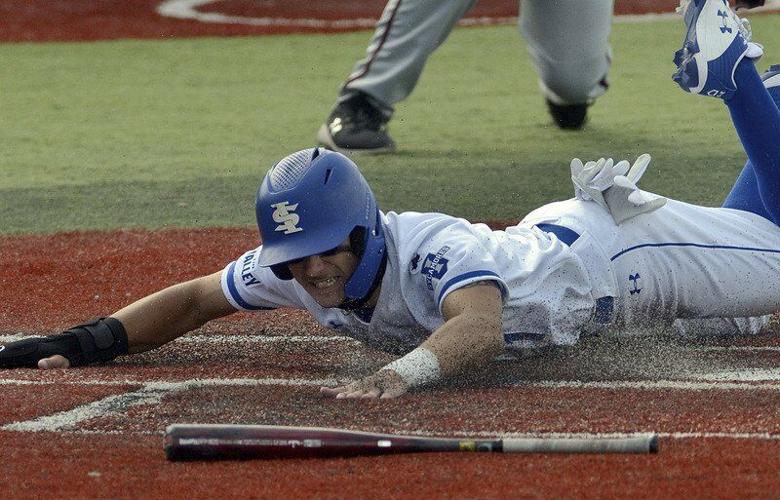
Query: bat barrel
164 424 481 460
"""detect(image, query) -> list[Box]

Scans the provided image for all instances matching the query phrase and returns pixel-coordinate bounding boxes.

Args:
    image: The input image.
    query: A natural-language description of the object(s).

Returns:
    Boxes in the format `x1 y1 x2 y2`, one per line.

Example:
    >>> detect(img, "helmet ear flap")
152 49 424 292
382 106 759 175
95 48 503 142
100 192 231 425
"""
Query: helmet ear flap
270 263 293 280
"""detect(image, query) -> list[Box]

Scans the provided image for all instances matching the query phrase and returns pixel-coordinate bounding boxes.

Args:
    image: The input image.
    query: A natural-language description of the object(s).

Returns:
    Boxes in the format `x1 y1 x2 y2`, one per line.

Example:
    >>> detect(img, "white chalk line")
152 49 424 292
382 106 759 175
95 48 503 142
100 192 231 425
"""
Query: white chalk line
3 385 172 432
1 376 777 437
26 428 780 441
1 375 778 390
0 333 359 345
1 377 337 432
692 368 780 381
1 377 777 432
176 334 360 344
517 377 780 390
1 333 776 432
410 430 780 442
4 333 777 350
686 345 780 352
155 0 780 29
0 377 337 387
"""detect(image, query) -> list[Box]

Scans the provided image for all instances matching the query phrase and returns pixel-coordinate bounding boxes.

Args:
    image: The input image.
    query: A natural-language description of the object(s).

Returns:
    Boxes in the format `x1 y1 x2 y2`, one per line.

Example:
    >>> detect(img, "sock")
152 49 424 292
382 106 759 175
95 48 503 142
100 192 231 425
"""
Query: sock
722 60 780 224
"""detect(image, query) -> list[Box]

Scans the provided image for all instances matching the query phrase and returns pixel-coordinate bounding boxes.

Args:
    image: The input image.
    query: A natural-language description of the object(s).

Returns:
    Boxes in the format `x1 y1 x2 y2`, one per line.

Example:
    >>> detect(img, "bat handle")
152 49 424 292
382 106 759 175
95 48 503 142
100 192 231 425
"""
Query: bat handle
501 435 659 454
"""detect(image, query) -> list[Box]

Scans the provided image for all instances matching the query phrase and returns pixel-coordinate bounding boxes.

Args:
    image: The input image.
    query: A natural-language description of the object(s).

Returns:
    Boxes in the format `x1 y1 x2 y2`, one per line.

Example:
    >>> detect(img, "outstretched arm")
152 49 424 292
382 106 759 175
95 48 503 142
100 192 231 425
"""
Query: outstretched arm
321 282 504 398
114 271 236 354
2 271 237 369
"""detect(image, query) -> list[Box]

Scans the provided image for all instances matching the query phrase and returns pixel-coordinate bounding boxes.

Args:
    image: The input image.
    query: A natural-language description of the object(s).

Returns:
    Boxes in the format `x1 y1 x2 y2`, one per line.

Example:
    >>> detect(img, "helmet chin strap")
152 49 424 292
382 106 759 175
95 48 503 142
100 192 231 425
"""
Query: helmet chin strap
338 251 387 312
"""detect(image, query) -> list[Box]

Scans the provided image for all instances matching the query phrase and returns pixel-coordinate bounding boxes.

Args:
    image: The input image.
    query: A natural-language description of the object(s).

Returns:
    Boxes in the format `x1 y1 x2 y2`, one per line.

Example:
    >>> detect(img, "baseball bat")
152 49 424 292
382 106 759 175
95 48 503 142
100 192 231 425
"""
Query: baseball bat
164 424 659 460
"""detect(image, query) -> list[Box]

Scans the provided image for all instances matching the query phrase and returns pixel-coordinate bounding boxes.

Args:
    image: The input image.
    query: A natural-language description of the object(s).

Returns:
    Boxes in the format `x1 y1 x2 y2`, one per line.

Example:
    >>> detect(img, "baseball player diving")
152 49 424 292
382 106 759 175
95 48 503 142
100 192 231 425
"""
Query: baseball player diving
2 0 779 400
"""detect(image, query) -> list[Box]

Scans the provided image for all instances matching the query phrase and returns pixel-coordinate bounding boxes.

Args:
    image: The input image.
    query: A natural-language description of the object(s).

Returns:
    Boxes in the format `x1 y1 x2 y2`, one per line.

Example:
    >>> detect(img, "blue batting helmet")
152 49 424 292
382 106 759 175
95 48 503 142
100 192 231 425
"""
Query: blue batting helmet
255 148 386 305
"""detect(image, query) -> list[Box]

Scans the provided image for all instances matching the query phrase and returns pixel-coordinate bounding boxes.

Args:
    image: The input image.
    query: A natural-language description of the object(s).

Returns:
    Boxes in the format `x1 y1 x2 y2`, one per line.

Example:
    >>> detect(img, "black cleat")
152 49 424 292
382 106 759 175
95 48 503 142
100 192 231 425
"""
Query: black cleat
546 99 589 130
317 92 396 154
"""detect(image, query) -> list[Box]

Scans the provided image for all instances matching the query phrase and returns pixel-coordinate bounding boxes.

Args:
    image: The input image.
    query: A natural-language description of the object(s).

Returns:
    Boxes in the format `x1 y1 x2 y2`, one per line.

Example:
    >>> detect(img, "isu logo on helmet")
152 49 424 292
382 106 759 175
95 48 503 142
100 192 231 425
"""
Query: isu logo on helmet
271 201 303 234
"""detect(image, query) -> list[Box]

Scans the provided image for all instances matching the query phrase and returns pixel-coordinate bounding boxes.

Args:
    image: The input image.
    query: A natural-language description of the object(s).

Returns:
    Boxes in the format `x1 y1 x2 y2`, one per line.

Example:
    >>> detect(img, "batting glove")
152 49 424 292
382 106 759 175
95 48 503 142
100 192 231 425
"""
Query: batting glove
571 154 667 224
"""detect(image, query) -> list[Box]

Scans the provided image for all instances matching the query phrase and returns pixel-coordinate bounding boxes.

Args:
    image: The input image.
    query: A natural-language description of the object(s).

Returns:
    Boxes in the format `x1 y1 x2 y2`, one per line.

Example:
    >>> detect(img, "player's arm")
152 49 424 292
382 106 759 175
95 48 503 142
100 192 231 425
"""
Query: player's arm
113 270 236 354
321 281 504 398
0 271 238 369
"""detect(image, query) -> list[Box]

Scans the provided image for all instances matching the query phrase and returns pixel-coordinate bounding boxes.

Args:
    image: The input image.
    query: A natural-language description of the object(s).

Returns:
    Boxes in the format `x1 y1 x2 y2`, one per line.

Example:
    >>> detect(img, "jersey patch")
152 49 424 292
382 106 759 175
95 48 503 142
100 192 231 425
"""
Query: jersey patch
422 246 450 290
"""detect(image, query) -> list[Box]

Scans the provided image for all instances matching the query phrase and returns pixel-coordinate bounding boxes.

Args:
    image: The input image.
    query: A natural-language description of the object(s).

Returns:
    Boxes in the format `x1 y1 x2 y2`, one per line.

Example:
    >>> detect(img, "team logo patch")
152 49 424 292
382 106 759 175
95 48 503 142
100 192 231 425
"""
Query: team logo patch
629 273 641 295
422 246 450 290
271 201 303 234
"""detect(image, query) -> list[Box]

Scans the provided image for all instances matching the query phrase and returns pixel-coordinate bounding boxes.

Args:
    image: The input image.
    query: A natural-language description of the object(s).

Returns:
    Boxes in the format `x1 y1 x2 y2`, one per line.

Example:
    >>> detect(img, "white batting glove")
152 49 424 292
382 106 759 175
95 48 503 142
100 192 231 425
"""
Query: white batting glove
571 154 666 224
571 157 630 209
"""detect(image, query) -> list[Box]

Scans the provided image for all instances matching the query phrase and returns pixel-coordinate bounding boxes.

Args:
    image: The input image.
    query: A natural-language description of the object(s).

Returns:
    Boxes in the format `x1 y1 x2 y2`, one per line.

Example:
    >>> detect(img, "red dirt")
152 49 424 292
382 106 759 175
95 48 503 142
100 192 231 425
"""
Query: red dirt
0 0 685 42
1 431 776 499
2 1 778 498
0 384 140 425
74 383 778 435
3 227 777 497
0 228 257 332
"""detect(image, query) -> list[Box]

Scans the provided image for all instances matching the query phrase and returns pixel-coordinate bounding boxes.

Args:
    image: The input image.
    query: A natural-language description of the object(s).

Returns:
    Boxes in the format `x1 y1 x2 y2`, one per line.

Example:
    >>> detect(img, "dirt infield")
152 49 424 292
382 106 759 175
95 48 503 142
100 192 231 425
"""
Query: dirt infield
2 228 779 498
2 1 778 498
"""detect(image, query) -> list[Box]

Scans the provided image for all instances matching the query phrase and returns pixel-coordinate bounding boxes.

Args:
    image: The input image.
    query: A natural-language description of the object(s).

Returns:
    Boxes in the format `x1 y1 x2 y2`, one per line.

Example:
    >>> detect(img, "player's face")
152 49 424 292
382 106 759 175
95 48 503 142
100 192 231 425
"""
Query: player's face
286 238 358 308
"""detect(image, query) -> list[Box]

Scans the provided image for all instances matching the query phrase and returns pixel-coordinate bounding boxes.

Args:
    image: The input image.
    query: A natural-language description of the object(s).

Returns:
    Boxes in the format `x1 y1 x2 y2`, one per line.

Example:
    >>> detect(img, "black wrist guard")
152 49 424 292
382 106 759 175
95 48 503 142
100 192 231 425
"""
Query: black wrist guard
0 317 129 368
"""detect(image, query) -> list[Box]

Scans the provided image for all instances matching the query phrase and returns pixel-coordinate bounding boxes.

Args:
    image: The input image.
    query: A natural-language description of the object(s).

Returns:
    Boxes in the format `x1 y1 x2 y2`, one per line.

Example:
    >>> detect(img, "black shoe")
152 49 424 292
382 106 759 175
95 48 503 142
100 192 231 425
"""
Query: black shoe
317 93 396 154
546 99 589 130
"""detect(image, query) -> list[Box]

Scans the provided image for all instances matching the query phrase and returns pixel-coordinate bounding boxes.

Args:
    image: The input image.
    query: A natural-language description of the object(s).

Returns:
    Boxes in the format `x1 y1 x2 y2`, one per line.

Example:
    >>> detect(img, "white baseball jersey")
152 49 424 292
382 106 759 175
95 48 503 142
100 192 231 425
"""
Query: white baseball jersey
222 197 775 354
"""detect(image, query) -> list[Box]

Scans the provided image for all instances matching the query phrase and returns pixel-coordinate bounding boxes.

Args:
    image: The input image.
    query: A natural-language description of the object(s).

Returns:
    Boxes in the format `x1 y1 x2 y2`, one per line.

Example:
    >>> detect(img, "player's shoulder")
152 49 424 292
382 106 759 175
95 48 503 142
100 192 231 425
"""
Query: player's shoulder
383 210 462 232
383 210 478 252
384 210 497 278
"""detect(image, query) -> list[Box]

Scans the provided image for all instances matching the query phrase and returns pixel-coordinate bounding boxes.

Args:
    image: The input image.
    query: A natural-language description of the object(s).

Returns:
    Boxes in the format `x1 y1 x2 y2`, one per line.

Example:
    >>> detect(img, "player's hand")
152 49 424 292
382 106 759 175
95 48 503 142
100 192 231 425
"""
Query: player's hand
602 154 667 224
38 355 71 369
571 157 630 211
320 369 409 399
0 340 71 369
571 154 666 224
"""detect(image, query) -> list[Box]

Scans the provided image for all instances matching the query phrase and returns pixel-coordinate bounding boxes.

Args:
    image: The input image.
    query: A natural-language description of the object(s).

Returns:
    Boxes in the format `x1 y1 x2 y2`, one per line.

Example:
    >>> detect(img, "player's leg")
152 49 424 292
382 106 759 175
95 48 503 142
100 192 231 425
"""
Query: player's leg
722 66 780 217
519 0 613 130
671 0 780 223
722 63 780 222
316 0 477 154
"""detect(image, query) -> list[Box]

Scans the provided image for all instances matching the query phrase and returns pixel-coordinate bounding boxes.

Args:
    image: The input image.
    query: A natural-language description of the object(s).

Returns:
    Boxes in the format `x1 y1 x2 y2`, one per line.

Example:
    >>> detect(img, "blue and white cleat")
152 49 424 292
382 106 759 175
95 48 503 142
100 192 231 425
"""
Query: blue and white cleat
672 0 763 99
762 64 780 104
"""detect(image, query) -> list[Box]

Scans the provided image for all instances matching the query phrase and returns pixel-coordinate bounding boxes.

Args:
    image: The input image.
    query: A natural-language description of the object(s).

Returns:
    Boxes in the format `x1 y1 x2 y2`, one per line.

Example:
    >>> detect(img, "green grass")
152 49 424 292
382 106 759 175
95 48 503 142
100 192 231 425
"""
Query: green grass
2 17 779 234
